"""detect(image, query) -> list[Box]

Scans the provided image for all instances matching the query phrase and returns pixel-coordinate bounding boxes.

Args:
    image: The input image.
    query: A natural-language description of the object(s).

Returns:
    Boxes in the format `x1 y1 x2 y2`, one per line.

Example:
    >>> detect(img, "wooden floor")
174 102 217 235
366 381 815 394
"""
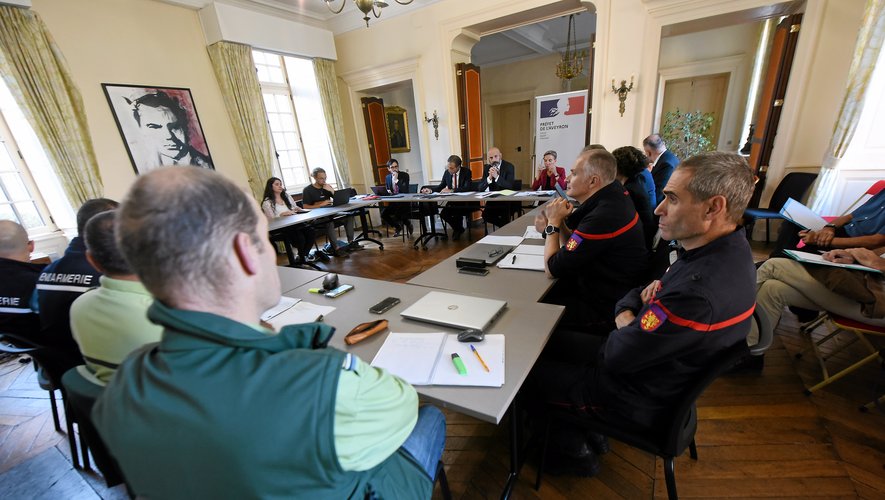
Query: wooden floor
2 223 884 499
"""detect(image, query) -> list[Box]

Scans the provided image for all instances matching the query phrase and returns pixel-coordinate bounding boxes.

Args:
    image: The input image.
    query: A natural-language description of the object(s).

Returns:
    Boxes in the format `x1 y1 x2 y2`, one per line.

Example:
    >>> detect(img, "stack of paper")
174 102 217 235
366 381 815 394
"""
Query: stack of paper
371 332 505 387
477 235 524 246
496 244 546 271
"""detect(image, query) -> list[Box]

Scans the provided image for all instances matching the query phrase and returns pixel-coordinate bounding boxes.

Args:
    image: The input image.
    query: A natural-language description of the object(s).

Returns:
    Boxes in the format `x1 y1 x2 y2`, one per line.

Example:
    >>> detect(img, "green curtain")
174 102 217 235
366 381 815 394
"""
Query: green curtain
207 41 274 201
313 58 351 186
810 0 885 212
0 6 102 206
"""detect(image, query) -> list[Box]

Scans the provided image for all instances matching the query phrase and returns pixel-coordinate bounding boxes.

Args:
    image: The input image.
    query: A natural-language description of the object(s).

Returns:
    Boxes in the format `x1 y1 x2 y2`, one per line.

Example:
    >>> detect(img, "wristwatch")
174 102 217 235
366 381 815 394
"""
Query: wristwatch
823 223 837 230
544 224 560 236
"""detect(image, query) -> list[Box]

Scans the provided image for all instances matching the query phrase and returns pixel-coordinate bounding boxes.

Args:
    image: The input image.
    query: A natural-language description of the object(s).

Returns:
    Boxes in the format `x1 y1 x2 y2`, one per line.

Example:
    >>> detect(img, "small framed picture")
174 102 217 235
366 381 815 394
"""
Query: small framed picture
385 106 411 153
102 84 214 174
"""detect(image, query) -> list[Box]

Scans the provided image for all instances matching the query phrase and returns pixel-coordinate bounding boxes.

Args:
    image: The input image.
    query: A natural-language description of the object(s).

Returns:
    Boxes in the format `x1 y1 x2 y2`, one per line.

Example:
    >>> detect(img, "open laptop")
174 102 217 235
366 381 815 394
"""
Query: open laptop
400 291 507 331
460 243 515 265
370 185 388 196
332 189 352 206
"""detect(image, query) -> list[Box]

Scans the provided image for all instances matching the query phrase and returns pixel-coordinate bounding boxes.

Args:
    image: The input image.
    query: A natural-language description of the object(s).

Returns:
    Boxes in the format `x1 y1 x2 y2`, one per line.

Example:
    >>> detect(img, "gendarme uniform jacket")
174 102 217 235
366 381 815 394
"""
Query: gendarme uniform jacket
593 228 756 430
93 302 431 500
0 257 44 337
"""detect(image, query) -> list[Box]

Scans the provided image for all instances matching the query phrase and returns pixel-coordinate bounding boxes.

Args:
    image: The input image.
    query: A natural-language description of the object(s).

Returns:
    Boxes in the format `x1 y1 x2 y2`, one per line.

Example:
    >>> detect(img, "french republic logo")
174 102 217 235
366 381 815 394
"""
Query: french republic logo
563 95 585 115
640 303 668 332
540 99 560 118
565 232 583 251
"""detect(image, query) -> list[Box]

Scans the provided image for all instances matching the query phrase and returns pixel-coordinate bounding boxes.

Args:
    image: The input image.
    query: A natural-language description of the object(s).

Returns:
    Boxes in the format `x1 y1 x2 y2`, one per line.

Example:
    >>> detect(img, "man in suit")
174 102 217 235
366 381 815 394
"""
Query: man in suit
381 158 412 236
643 134 680 209
421 154 475 239
478 146 518 228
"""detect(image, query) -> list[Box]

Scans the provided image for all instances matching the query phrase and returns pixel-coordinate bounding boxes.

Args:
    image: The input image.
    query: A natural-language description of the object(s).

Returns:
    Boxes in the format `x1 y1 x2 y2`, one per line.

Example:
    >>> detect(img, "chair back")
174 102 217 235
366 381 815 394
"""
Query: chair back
750 308 773 356
408 183 418 194
61 367 127 487
663 341 749 455
513 179 523 190
840 179 885 215
766 172 817 212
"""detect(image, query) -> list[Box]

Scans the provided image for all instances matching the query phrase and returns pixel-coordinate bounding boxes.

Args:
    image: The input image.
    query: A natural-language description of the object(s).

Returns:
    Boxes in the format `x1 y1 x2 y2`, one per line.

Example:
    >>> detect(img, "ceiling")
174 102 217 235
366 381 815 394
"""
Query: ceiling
471 12 596 68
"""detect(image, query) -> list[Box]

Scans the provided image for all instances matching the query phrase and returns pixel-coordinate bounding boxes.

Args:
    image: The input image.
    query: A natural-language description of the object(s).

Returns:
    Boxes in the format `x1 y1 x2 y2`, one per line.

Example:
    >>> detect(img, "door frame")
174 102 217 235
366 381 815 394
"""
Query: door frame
488 99 533 182
653 54 746 151
483 91 535 162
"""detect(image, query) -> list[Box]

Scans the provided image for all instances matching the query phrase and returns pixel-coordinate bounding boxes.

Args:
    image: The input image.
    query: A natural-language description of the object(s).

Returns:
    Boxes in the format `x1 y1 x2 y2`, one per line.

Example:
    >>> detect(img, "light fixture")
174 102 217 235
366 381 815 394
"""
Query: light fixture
555 14 587 80
424 110 439 140
324 0 414 28
611 76 635 117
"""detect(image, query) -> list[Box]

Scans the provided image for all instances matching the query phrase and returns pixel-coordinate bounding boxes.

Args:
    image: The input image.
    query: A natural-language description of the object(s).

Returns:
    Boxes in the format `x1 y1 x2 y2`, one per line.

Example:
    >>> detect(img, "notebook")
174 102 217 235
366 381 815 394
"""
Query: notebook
496 244 546 271
400 291 507 331
779 198 828 231
371 332 505 387
784 249 882 273
460 243 515 265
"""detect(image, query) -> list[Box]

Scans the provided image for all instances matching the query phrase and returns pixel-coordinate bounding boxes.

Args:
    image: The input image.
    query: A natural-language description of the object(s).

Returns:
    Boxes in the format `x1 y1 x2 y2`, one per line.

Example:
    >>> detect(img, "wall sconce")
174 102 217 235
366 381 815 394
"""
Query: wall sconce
424 110 439 140
611 76 635 117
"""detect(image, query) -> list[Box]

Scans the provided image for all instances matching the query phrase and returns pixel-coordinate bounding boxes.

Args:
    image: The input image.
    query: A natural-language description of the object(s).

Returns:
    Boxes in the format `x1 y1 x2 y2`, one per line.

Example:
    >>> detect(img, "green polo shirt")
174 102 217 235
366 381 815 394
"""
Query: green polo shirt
69 277 162 384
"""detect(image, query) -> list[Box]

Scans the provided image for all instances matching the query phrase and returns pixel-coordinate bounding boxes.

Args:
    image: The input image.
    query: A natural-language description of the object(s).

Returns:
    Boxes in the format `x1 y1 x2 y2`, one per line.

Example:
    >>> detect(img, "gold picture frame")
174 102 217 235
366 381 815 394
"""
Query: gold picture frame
384 106 411 153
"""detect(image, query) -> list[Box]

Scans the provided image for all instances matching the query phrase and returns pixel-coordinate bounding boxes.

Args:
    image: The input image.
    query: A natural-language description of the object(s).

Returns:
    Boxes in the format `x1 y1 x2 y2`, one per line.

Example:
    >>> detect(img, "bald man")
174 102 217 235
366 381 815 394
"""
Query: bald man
0 220 45 337
478 147 517 228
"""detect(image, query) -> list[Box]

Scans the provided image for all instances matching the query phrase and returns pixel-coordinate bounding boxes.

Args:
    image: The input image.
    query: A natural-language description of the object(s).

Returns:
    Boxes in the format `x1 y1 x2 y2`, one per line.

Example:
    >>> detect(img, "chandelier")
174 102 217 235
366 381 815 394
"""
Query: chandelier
555 14 587 80
324 0 415 28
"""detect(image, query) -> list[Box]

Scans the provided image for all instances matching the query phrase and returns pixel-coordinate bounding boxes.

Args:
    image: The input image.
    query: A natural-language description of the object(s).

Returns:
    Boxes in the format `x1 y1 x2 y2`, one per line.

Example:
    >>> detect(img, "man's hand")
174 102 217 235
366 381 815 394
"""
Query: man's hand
489 165 499 180
800 226 836 247
321 199 333 207
822 249 855 264
441 186 452 193
640 280 662 304
615 310 636 329
534 212 548 234
420 187 431 194
846 247 884 268
545 198 572 226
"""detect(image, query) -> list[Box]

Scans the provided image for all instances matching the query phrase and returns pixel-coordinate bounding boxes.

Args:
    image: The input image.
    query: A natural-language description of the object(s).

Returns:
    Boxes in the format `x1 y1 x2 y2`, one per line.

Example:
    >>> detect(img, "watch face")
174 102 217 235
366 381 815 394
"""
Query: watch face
545 225 556 235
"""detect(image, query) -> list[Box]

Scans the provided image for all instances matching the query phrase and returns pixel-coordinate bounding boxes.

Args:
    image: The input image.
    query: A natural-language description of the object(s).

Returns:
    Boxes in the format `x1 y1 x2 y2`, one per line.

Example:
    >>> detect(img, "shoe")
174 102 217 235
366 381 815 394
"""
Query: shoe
405 220 414 235
393 227 403 237
303 254 316 263
544 447 600 478
347 241 362 251
452 229 463 241
587 432 610 455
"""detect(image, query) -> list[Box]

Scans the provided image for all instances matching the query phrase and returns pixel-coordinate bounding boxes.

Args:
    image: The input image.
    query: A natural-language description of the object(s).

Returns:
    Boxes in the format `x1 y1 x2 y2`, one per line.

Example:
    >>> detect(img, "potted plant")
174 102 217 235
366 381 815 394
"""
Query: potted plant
660 109 716 159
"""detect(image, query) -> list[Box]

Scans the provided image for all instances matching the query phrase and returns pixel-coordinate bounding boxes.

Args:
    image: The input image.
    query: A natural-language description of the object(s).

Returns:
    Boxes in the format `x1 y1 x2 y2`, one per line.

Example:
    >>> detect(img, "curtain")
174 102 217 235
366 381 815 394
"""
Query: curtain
0 6 102 206
313 58 351 186
207 41 274 201
810 0 885 212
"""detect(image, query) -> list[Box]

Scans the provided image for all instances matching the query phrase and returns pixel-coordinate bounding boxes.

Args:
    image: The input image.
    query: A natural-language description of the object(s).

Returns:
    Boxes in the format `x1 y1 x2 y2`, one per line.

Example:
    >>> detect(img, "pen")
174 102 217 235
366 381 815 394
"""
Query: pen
511 255 516 264
451 353 467 375
470 344 490 372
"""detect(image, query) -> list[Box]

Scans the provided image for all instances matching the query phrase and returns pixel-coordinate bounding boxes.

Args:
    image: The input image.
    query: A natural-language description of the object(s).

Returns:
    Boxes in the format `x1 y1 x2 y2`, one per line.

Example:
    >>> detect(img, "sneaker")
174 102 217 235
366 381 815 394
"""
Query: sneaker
347 241 362 251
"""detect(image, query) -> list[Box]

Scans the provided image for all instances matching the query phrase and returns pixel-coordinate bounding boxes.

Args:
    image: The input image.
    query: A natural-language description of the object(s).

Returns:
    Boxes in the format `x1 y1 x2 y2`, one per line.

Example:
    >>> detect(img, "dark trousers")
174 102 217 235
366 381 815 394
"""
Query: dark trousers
381 204 409 230
769 221 848 258
440 203 477 233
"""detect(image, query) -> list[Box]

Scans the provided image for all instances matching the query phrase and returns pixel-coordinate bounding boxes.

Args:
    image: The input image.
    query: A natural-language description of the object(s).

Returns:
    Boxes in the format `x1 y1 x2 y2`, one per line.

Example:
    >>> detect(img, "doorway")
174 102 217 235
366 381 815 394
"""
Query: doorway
491 101 532 184
661 73 729 149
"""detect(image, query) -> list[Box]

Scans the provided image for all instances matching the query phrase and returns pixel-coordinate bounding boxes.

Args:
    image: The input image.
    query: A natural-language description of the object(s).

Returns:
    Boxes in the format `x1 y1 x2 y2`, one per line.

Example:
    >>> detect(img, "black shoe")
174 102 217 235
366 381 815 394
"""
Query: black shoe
405 221 414 235
728 353 765 374
544 447 601 478
452 229 463 241
393 227 403 237
587 432 610 455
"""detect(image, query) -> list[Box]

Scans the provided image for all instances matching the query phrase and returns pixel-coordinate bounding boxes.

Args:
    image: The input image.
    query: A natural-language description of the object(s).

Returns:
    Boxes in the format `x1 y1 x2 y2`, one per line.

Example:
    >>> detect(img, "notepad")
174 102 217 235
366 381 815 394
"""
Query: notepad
477 235 524 246
267 301 336 330
371 332 505 387
779 198 828 231
261 296 301 321
784 249 882 273
523 226 543 239
497 253 545 271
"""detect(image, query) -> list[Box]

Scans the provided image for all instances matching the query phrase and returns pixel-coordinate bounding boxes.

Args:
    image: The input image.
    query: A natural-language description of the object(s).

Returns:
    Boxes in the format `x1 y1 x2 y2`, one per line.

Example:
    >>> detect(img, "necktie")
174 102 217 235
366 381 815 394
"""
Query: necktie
453 173 458 190
393 178 399 194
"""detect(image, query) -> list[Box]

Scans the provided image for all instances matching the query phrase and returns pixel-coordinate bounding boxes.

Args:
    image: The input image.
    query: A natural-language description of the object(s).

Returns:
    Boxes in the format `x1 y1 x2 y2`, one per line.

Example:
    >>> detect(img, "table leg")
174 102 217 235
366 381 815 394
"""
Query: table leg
501 398 523 500
352 208 384 250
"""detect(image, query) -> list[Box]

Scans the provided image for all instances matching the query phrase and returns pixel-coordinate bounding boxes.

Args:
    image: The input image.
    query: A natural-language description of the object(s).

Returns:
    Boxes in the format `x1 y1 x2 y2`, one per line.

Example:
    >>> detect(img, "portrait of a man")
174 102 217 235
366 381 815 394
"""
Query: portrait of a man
384 106 411 153
103 85 214 174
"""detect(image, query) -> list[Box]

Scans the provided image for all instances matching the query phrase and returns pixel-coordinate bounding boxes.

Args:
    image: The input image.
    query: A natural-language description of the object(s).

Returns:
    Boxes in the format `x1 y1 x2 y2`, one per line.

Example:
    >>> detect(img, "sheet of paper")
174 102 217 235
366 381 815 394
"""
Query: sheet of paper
268 301 336 330
477 235 524 246
452 191 476 196
497 189 517 196
779 198 827 231
496 253 545 271
523 226 543 239
261 296 301 322
513 244 545 255
431 334 505 387
784 250 882 273
516 190 553 197
371 332 447 385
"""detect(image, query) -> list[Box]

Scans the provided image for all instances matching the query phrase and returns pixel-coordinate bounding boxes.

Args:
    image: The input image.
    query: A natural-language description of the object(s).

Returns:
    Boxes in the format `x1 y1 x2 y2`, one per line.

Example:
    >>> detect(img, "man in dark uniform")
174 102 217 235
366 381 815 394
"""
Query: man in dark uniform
478 146 517 228
35 198 118 380
421 155 475 240
535 149 648 337
0 220 45 337
526 152 756 476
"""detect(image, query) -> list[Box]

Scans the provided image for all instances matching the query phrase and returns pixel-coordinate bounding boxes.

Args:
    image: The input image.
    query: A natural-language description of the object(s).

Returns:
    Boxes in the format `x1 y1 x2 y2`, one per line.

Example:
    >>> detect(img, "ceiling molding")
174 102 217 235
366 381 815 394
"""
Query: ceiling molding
500 25 555 55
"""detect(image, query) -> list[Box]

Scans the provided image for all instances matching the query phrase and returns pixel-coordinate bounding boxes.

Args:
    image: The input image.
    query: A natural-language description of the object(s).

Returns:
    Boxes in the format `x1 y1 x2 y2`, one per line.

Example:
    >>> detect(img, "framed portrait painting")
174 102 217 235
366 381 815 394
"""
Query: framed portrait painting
384 106 411 153
102 84 214 174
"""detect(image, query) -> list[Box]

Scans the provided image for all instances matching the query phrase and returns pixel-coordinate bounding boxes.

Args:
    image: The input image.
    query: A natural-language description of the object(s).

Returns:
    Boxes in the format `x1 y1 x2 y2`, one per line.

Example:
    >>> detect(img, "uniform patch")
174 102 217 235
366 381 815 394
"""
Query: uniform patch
565 233 583 251
640 303 668 332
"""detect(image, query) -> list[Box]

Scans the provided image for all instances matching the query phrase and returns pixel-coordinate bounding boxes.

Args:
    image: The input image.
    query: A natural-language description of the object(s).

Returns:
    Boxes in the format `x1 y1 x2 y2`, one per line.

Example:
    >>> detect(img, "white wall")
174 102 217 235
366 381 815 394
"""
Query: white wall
365 85 425 188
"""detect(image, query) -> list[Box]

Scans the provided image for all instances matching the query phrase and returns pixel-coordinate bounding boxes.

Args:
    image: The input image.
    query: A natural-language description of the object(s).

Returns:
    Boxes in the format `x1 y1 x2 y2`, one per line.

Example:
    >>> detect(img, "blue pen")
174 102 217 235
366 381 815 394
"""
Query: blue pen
470 344 490 372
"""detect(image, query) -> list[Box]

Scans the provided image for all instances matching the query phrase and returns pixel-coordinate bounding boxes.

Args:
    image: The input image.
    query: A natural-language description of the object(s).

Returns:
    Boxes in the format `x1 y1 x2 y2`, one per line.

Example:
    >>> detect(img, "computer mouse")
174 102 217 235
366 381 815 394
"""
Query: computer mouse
457 328 485 343
323 273 339 291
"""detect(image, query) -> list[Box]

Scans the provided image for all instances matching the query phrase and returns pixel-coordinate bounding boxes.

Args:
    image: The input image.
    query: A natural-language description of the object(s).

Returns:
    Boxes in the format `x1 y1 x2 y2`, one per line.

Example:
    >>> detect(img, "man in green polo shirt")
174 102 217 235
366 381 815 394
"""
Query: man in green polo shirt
69 210 162 385
92 167 445 499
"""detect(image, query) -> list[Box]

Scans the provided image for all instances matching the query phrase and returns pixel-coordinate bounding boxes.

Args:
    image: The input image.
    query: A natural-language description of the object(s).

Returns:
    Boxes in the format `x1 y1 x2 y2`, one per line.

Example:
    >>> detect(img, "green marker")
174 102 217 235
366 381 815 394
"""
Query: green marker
451 353 468 376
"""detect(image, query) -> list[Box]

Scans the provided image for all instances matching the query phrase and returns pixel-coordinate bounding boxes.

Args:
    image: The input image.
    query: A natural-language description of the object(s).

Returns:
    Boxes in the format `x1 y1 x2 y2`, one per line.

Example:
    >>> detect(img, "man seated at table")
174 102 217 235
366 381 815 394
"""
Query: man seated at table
0 220 45 337
93 167 446 499
421 155 476 240
525 152 756 476
302 167 356 257
69 210 162 385
535 149 648 335
478 146 517 228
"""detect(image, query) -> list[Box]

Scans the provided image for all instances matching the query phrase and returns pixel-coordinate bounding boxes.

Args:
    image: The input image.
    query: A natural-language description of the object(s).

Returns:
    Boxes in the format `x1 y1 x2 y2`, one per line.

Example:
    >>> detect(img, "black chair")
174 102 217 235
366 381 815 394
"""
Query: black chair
0 333 81 468
535 309 771 499
61 367 130 490
744 172 817 242
411 185 446 249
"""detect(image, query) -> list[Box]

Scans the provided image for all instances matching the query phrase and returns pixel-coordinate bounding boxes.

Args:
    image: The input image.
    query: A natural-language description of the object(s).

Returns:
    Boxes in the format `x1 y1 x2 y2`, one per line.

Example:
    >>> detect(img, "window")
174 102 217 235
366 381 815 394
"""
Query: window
253 49 337 190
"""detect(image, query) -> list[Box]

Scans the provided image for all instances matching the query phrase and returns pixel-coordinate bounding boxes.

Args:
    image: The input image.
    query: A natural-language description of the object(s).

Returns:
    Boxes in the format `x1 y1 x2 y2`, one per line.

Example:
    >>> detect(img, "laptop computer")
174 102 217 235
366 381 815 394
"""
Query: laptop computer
460 243 515 265
370 185 388 196
332 189 352 206
400 291 507 332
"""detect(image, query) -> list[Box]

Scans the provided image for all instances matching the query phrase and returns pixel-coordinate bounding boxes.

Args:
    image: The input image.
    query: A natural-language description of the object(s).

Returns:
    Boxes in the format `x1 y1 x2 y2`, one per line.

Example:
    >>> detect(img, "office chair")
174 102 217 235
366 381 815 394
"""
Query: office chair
744 172 817 242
